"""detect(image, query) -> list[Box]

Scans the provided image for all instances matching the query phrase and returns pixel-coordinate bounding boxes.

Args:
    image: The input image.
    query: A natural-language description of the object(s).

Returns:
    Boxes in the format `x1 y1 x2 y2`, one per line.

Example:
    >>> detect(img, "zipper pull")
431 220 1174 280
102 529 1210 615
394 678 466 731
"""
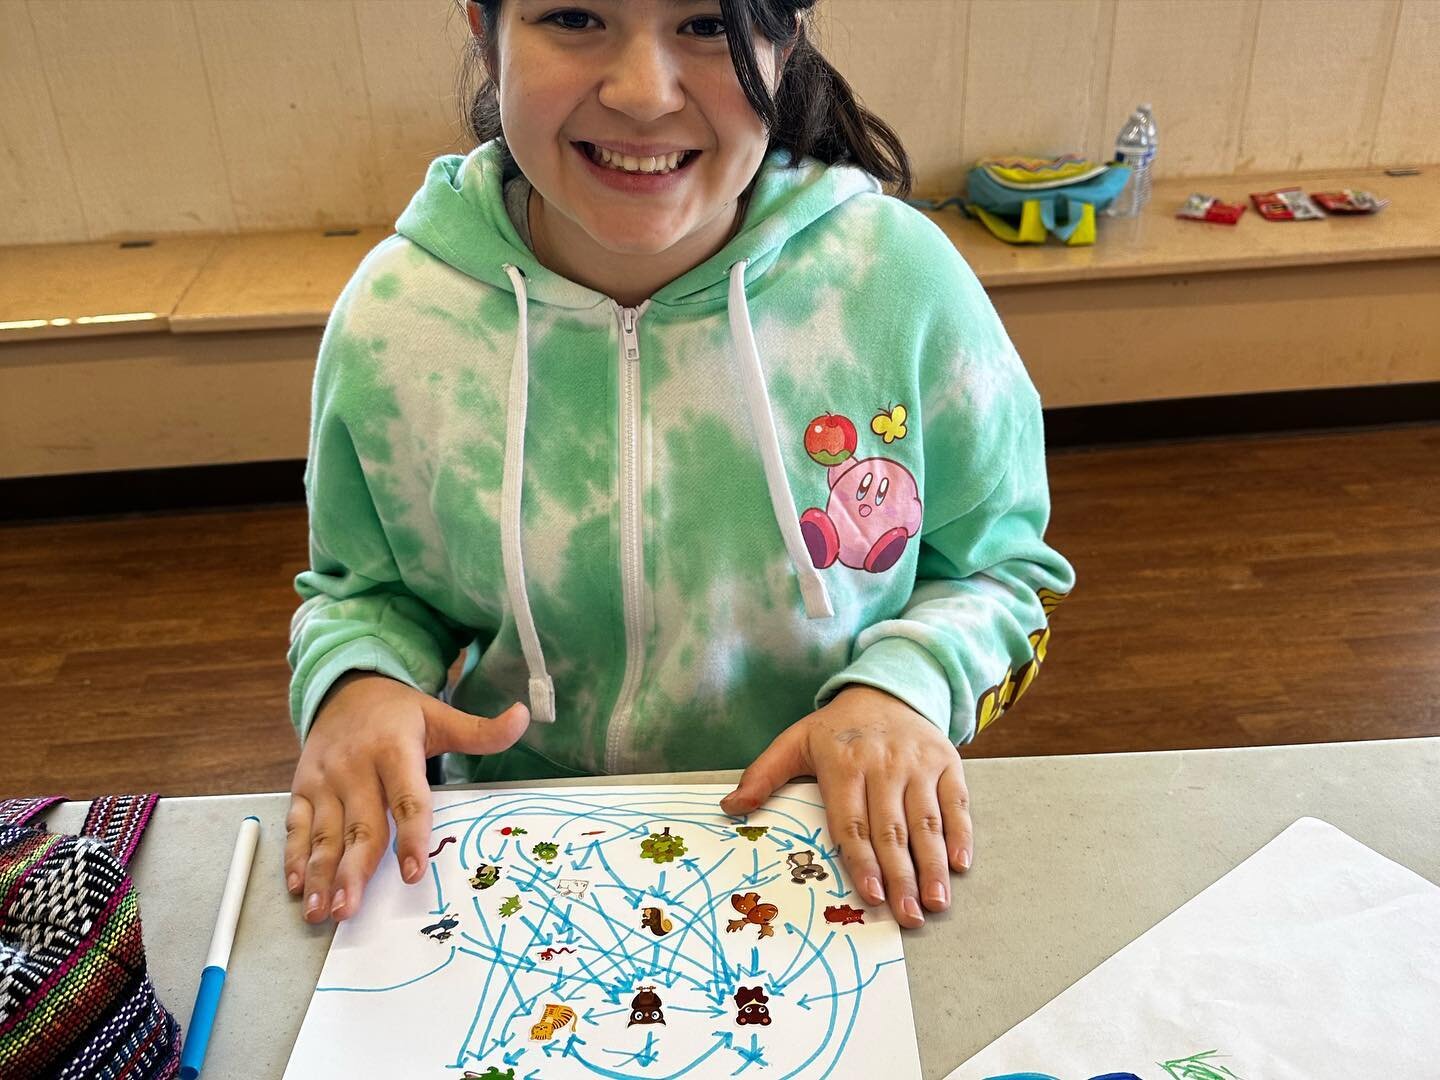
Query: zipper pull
620 307 640 362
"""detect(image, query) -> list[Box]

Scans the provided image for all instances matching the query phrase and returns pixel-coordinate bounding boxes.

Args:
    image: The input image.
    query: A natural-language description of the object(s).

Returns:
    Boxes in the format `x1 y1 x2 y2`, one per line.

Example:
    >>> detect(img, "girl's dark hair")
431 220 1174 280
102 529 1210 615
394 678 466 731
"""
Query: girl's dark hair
456 0 912 199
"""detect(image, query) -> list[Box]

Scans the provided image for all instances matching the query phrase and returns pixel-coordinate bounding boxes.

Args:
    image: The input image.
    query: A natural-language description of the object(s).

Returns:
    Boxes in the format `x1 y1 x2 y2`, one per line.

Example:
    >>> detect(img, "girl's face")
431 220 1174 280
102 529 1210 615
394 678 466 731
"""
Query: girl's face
489 0 790 258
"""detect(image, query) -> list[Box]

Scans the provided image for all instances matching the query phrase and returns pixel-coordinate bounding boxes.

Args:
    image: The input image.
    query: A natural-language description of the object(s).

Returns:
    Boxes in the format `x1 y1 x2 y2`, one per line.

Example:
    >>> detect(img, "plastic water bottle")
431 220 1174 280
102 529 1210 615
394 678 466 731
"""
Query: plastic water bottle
1105 104 1157 218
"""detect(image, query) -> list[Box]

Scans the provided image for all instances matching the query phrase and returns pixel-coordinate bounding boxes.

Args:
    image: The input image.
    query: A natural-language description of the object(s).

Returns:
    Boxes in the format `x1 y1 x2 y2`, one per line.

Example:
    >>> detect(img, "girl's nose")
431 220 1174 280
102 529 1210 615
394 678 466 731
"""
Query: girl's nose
596 37 687 121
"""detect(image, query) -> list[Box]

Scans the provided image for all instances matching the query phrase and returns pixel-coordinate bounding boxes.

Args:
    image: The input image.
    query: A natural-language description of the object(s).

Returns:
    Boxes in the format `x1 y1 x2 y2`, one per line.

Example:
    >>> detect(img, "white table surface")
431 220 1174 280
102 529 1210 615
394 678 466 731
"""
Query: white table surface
43 737 1440 1078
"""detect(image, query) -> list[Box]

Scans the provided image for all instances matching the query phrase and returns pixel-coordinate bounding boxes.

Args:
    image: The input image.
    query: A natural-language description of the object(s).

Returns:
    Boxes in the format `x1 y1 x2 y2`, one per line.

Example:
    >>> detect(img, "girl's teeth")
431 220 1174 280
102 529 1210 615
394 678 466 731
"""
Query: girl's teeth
590 144 687 174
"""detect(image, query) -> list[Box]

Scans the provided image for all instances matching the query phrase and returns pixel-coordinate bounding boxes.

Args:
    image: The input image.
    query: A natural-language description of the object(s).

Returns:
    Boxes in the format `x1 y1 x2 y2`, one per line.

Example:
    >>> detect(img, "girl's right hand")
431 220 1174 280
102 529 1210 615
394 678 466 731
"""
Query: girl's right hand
284 671 530 923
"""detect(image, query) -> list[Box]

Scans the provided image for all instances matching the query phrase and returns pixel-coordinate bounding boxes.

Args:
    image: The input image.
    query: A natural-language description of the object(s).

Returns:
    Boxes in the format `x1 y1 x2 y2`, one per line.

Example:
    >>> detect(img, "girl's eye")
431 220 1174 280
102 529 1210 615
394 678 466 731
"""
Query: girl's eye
685 16 727 38
541 9 598 31
875 476 890 506
538 10 726 37
856 472 873 501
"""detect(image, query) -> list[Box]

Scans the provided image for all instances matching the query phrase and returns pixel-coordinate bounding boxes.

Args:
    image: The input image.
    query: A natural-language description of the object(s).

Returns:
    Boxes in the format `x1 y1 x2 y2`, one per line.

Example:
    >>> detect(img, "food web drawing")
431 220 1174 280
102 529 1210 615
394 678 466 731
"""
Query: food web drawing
284 784 921 1080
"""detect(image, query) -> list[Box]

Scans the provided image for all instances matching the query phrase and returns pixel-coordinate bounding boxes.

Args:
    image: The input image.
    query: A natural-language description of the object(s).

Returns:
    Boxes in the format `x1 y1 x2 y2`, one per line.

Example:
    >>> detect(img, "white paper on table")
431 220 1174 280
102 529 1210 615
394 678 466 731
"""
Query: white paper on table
946 816 1440 1080
284 782 920 1079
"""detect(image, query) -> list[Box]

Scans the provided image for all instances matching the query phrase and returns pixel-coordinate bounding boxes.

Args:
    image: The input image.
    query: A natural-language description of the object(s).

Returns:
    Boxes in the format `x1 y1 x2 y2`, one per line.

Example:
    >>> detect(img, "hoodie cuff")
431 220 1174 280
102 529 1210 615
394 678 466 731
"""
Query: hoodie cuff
297 637 424 741
814 637 953 740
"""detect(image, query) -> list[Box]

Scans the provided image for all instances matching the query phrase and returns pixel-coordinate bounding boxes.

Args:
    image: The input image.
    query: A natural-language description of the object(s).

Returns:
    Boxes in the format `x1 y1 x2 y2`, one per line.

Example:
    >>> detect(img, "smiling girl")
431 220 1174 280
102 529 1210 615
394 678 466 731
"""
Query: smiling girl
285 0 1073 934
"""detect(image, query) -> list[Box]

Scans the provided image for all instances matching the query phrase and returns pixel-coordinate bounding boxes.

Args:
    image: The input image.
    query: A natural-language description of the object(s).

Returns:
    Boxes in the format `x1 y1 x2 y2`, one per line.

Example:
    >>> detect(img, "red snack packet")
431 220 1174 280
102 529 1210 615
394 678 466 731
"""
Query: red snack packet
1250 187 1324 221
1176 193 1246 224
1311 189 1388 214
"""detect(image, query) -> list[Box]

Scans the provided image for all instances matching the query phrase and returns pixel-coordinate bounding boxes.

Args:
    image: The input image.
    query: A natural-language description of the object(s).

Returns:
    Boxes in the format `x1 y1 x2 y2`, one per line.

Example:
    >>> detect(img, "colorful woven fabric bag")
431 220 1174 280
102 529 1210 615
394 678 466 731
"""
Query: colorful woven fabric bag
0 794 181 1079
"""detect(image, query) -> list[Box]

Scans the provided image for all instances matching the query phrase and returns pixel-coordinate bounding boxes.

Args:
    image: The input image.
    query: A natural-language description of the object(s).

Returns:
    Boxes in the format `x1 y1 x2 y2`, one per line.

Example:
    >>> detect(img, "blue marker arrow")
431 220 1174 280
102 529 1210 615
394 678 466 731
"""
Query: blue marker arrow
502 1047 526 1066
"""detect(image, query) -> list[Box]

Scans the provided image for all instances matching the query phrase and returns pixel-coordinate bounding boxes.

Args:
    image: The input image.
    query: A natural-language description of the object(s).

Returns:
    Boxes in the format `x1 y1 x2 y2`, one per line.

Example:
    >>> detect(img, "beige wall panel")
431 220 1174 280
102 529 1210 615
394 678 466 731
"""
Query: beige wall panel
26 0 236 240
818 0 970 197
1237 0 1402 172
355 0 474 223
961 0 1114 177
1106 0 1261 178
1372 0 1440 167
992 260 1440 407
0 5 85 246
194 0 379 230
1 329 319 478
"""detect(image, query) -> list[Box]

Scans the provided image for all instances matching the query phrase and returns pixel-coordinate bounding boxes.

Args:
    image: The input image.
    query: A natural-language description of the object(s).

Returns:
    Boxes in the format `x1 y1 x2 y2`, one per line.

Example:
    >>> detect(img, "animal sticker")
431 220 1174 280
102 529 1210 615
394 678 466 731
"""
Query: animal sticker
733 985 772 1026
531 841 559 863
462 1069 515 1080
420 913 459 942
628 986 666 1027
550 877 591 900
735 826 769 841
800 408 922 574
537 946 577 962
498 895 521 918
428 836 456 858
786 850 829 884
727 892 779 939
824 904 865 926
469 863 502 890
530 1003 576 1041
640 906 674 937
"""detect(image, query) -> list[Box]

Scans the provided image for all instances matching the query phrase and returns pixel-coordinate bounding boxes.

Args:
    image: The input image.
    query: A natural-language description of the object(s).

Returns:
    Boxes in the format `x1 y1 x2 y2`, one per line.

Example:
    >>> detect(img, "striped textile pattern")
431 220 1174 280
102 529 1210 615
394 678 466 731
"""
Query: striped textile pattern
0 794 180 1079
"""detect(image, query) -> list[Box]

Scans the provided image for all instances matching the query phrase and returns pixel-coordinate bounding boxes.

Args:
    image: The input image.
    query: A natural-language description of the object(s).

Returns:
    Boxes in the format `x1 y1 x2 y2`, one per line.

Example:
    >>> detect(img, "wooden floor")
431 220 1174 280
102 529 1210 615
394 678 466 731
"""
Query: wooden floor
3 423 1438 800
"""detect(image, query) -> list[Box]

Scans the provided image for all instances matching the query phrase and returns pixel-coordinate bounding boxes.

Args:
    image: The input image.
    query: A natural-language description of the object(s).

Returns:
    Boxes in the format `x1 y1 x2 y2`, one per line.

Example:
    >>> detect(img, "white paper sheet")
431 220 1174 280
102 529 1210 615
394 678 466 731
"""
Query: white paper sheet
947 816 1440 1080
284 782 920 1080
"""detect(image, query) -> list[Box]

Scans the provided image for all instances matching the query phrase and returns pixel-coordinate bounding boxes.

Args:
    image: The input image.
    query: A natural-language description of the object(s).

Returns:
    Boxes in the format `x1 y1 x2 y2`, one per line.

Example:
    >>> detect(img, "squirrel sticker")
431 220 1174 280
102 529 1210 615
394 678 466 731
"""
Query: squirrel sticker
639 906 674 937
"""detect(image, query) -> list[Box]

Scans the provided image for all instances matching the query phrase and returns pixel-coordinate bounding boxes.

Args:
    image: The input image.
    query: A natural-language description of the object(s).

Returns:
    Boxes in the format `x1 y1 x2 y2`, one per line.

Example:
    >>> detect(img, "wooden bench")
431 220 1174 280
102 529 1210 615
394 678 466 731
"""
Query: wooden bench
2 167 1436 481
922 166 1440 409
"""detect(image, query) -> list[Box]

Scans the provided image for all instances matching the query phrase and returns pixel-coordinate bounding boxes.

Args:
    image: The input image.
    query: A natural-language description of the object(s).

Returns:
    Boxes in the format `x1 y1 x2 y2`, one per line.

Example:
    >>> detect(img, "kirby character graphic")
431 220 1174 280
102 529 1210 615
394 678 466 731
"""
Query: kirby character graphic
799 409 922 574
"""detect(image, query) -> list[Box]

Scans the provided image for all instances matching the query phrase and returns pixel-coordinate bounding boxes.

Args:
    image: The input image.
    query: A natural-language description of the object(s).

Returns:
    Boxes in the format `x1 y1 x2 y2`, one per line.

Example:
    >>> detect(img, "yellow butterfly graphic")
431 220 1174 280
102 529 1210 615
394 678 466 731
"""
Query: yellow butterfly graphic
871 404 908 444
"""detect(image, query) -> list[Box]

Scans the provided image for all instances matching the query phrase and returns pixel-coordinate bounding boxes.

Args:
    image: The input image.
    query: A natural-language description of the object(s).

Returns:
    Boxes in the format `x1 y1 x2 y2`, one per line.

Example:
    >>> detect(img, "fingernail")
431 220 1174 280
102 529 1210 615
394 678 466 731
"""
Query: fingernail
287 872 300 893
330 888 347 917
864 876 885 904
926 881 947 907
305 892 322 917
403 858 420 883
959 848 972 871
902 896 924 923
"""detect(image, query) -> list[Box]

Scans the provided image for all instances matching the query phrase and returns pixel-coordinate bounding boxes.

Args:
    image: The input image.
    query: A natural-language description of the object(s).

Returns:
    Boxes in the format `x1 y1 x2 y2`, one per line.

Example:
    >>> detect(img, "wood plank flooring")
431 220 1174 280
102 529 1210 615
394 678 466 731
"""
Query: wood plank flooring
3 423 1437 799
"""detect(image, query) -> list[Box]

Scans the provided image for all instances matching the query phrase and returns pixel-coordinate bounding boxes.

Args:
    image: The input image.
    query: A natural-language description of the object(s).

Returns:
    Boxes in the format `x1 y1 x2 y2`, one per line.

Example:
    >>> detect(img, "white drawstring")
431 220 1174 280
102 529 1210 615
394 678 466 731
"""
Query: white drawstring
500 263 556 724
727 260 834 620
497 258 832 732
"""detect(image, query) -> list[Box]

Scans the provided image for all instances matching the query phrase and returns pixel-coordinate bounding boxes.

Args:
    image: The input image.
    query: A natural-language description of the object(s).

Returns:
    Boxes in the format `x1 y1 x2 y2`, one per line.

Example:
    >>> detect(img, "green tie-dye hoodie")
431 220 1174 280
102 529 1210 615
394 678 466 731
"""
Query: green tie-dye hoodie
288 138 1075 783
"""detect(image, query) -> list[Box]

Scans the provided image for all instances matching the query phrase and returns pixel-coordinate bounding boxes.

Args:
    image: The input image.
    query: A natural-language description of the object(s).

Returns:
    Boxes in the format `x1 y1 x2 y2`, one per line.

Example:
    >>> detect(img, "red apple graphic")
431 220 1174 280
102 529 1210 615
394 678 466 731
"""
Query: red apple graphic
805 413 857 466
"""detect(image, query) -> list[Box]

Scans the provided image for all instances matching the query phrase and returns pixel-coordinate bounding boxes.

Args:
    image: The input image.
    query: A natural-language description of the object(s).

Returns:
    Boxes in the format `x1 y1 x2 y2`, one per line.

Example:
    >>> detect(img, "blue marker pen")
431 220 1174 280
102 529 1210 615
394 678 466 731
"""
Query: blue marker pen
179 815 260 1080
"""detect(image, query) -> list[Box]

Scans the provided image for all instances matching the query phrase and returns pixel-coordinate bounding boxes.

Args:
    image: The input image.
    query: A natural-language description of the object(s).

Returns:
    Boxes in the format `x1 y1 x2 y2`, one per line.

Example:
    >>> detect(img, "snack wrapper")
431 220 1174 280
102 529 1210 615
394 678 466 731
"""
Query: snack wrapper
1250 187 1325 221
1311 189 1388 214
1177 193 1246 225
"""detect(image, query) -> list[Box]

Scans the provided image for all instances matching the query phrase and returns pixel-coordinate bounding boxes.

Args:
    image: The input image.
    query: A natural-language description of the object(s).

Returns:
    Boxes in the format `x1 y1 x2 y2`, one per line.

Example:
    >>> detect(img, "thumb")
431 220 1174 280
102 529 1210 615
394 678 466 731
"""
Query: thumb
721 724 808 817
423 698 530 757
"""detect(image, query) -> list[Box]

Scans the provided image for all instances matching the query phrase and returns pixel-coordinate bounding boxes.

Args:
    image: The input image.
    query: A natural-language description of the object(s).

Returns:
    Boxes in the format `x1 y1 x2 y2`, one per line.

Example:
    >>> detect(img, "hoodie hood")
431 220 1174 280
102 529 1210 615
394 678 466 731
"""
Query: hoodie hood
395 138 883 310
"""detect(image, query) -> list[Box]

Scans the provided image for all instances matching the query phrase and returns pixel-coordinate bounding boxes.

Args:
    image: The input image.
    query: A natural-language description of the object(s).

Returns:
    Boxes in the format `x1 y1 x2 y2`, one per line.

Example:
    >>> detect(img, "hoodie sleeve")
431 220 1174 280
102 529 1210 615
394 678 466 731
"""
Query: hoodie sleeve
287 277 474 741
813 235 1075 744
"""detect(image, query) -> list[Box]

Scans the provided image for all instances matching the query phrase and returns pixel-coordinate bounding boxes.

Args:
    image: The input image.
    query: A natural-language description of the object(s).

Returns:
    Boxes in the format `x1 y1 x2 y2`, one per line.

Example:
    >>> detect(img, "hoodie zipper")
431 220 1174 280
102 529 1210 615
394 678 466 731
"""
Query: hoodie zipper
606 299 650 772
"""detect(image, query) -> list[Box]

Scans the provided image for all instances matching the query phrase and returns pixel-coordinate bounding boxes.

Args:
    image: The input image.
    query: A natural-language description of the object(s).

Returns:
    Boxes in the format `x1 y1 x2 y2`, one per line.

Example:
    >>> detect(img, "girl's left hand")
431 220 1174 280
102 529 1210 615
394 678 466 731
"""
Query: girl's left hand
719 684 972 929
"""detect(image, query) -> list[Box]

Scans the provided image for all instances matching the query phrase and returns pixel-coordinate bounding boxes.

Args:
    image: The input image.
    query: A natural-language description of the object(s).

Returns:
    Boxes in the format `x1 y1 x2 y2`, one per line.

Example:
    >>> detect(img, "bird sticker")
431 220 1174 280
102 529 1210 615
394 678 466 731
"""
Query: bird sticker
420 913 460 942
